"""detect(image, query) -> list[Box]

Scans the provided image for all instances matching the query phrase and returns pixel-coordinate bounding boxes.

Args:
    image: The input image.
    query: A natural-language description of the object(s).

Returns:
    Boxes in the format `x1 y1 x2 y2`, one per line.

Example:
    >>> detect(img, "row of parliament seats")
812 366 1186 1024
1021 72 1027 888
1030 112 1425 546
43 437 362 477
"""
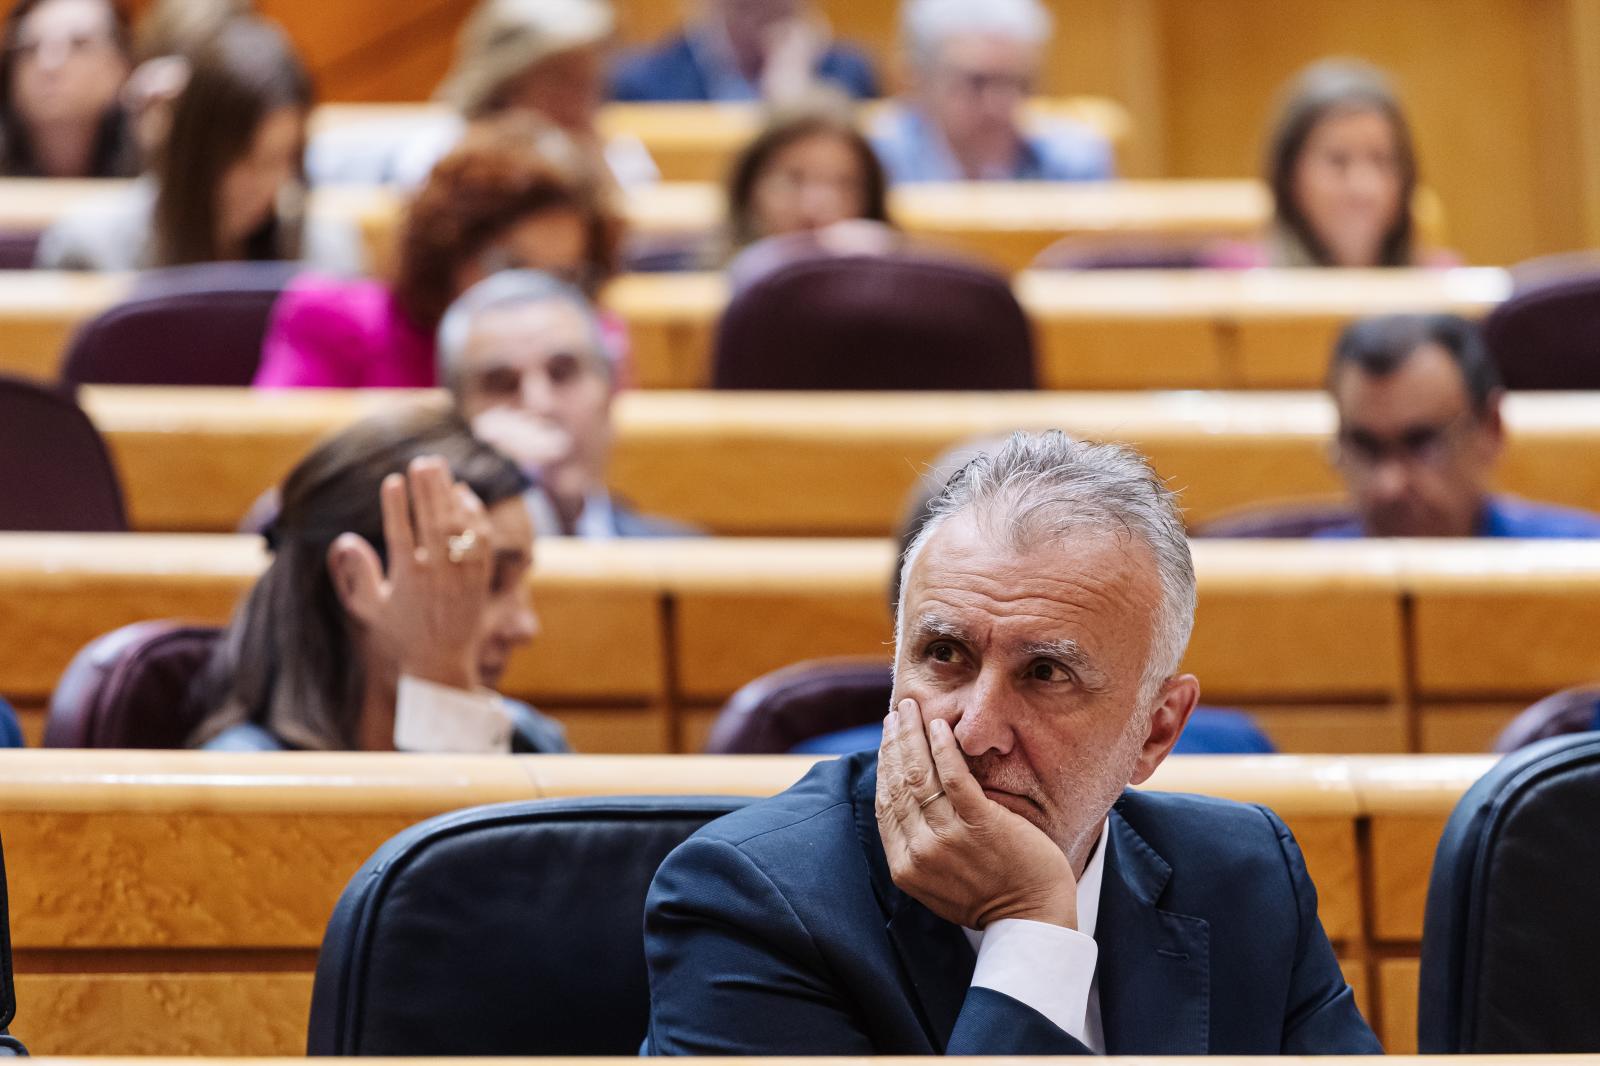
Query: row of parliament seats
2 534 1598 754
60 386 1600 535
0 267 1513 387
0 748 1494 1055
0 176 1446 279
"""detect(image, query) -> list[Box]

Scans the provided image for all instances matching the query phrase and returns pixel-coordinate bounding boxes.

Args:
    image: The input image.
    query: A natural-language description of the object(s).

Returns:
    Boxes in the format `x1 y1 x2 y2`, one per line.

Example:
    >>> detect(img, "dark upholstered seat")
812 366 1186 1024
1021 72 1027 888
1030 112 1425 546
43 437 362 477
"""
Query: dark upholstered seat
59 261 301 386
307 795 747 1055
704 657 892 754
1418 733 1600 1052
711 253 1036 390
1482 272 1600 389
1191 500 1358 538
44 621 221 748
0 373 127 532
1493 684 1600 753
0 231 40 271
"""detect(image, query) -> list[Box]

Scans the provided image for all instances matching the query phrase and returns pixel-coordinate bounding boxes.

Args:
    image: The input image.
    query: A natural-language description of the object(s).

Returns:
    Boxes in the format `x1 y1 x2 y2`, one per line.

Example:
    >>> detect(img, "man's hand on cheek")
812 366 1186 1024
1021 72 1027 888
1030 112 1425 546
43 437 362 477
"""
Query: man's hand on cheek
875 699 1078 931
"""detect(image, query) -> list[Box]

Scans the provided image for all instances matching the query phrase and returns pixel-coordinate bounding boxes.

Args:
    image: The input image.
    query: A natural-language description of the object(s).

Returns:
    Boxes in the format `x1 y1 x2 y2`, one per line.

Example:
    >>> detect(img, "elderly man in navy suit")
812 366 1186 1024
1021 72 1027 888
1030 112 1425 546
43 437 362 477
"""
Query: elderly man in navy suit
644 430 1382 1055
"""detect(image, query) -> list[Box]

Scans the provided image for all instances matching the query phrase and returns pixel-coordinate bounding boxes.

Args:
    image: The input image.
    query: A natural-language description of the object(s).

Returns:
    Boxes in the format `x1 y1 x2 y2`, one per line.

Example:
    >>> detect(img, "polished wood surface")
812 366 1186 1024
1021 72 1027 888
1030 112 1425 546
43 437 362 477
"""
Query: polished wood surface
0 265 1507 389
0 750 1493 1054
1 535 1594 755
82 387 1596 538
314 98 1133 183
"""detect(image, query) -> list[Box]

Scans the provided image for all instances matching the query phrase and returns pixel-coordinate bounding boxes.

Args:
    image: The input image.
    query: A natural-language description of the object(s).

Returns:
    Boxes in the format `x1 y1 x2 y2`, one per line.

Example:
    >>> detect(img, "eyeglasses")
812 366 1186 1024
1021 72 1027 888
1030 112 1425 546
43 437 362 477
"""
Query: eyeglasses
939 67 1034 100
1331 410 1478 472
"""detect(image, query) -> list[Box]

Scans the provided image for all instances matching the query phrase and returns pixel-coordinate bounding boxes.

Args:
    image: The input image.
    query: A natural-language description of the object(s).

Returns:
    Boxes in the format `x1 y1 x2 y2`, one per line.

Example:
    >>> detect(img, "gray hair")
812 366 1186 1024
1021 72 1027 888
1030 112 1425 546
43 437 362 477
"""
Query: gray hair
895 430 1196 700
435 269 611 392
901 0 1052 71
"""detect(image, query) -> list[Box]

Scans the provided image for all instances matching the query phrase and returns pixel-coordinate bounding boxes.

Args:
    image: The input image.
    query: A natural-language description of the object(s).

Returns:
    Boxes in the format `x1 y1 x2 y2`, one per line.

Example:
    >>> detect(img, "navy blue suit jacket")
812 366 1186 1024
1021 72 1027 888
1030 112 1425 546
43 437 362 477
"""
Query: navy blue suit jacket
610 33 878 102
645 752 1381 1055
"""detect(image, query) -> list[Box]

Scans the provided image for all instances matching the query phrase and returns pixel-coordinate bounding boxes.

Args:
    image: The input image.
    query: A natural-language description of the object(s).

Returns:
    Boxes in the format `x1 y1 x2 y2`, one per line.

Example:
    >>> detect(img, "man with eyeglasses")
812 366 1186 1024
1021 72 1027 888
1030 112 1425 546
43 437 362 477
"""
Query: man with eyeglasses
869 0 1112 184
436 270 697 539
1322 313 1600 538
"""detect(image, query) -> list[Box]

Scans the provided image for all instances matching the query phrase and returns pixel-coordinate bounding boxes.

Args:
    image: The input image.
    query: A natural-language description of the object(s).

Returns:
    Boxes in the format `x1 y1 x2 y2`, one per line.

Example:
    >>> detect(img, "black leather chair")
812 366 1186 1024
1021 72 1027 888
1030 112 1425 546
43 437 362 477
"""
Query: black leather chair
711 253 1036 390
307 795 747 1055
0 836 27 1054
59 261 301 386
44 621 222 748
0 373 128 532
1481 271 1600 389
1418 732 1600 1052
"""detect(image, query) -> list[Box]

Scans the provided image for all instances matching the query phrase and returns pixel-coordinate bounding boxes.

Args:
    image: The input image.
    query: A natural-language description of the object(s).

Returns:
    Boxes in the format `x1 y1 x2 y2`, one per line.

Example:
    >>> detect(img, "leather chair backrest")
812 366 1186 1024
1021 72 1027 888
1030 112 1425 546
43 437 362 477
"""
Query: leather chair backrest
0 836 23 1054
1418 732 1600 1052
1191 500 1358 538
711 253 1036 390
1493 684 1600 753
0 231 40 271
1482 272 1600 389
44 621 222 748
59 261 301 386
704 657 893 754
307 795 749 1055
0 373 127 532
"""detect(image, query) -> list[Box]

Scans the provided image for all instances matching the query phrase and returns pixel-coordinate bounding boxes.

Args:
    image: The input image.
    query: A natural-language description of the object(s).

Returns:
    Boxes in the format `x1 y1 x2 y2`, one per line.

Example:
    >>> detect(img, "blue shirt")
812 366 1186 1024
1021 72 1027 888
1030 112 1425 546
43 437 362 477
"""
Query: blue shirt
1312 495 1600 539
609 31 878 103
868 103 1114 183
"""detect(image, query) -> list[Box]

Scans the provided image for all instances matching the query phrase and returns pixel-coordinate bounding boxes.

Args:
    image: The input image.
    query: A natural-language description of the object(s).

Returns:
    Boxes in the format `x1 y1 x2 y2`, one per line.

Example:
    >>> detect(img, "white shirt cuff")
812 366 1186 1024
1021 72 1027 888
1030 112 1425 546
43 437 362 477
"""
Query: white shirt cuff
970 918 1098 1042
393 675 513 753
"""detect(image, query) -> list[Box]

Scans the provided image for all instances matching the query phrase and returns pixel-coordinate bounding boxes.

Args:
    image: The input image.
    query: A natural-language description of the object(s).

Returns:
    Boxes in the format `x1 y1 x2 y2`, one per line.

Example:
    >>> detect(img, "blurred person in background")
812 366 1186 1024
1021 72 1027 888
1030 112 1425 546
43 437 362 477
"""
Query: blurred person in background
439 270 697 538
610 0 876 104
0 0 136 177
36 16 364 272
256 114 622 389
870 0 1111 183
712 97 899 279
191 406 569 753
1320 314 1600 538
309 0 655 188
1211 59 1452 269
121 0 253 160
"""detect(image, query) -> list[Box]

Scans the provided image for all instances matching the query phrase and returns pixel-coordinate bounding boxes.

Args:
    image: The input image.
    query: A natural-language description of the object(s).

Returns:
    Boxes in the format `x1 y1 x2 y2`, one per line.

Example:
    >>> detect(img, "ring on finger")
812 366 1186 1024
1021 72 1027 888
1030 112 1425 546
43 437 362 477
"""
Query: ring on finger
446 528 479 563
917 789 946 811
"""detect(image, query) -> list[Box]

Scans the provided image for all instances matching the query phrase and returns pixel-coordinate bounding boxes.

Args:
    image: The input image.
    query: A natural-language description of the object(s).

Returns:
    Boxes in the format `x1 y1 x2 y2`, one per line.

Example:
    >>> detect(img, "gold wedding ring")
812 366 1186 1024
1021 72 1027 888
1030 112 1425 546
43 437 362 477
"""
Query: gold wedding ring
446 529 479 563
917 789 946 810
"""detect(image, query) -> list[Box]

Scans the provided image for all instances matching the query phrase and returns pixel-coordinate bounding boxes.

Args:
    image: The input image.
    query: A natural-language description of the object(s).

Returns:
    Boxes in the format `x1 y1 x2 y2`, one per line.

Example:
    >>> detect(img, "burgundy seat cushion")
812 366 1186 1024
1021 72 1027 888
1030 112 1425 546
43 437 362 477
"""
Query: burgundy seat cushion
1483 272 1600 389
703 657 893 754
44 622 222 748
711 253 1036 390
0 374 126 532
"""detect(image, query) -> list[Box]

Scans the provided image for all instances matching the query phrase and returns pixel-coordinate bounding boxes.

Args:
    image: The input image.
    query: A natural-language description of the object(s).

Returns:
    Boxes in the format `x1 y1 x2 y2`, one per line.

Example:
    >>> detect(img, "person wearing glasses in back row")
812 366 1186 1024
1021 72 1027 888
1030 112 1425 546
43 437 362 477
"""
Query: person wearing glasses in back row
1321 314 1600 538
867 0 1112 184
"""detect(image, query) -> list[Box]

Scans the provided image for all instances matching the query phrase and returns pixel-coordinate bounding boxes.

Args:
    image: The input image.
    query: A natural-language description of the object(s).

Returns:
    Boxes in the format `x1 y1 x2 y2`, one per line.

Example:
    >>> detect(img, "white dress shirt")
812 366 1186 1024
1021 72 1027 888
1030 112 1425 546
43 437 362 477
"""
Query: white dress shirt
961 819 1108 1051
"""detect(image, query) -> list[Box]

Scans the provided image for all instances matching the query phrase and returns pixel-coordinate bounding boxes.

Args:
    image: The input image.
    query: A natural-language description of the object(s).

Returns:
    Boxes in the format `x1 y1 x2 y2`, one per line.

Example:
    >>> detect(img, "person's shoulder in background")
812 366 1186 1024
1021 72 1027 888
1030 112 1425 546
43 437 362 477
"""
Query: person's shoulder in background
254 274 434 389
610 32 878 102
1022 118 1114 181
34 179 156 271
1483 495 1600 538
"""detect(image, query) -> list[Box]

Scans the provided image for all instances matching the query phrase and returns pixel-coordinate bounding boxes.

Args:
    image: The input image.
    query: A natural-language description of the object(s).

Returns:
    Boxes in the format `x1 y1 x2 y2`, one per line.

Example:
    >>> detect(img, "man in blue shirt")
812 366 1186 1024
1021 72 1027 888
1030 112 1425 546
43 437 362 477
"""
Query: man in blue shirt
610 0 878 103
1321 313 1600 538
868 0 1112 183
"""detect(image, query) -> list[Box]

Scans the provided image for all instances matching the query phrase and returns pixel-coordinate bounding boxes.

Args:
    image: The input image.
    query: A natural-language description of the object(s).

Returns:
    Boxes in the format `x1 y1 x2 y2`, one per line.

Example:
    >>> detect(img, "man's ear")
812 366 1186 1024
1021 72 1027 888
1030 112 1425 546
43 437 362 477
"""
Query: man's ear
326 533 386 626
1478 388 1507 462
1129 674 1201 786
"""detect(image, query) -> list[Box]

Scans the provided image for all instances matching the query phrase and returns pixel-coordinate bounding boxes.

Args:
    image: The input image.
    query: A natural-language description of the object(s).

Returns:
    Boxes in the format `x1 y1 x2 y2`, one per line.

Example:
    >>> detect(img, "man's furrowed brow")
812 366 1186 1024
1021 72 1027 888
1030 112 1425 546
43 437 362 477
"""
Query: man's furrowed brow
912 614 969 642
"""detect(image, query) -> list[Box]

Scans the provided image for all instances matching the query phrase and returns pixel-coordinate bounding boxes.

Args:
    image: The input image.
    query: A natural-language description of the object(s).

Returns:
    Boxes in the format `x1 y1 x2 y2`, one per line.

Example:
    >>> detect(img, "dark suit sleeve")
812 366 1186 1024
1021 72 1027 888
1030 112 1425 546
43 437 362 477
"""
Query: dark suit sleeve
645 835 876 1054
1260 807 1385 1054
947 988 1092 1055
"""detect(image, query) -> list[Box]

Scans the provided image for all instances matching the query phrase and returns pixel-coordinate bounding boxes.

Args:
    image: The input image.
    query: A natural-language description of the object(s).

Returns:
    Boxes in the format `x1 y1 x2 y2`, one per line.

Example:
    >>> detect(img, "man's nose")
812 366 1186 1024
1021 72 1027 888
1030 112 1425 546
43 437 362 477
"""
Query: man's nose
950 672 1017 757
1370 457 1411 500
519 372 555 413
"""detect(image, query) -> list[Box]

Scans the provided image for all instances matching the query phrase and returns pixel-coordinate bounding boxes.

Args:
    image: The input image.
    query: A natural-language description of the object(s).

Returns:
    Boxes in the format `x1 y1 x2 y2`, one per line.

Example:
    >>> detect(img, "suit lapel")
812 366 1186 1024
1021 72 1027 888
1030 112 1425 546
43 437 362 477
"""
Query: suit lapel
1096 800 1212 1054
853 765 975 1052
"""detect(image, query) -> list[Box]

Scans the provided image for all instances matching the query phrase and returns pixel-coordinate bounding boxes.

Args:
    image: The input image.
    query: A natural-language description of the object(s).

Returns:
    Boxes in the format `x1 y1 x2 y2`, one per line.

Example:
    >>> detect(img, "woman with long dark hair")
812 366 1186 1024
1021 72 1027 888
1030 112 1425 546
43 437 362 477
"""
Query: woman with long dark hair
0 0 136 177
191 405 568 753
36 16 362 272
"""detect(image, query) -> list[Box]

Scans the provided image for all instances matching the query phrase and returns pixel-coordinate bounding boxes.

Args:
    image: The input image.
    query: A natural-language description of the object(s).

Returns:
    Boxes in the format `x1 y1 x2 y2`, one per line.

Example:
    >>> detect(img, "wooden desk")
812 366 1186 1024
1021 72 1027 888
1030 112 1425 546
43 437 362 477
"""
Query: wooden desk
84 388 1595 541
0 267 1506 388
0 534 1397 753
0 750 1492 1054
313 98 1134 183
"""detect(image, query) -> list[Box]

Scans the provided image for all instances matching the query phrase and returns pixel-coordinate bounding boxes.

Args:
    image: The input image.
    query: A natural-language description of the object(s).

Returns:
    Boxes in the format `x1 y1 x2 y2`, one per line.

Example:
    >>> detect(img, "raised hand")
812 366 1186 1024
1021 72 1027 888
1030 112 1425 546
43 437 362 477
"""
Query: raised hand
329 456 496 691
875 698 1078 930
